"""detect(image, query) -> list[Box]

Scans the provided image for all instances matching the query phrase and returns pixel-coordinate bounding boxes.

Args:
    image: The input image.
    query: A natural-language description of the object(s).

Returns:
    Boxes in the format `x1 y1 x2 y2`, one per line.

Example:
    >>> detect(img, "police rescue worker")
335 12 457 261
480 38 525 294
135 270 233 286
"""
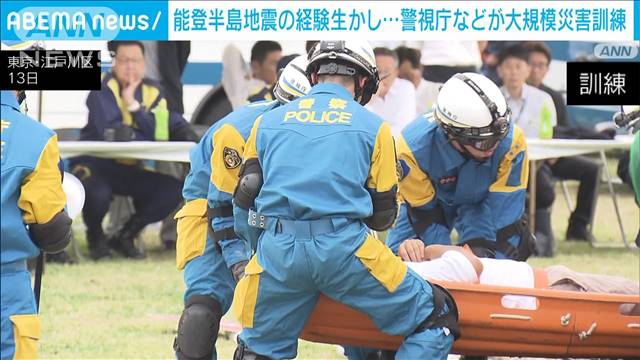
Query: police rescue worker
1 89 72 359
231 40 459 360
172 56 311 360
71 41 194 260
387 73 534 262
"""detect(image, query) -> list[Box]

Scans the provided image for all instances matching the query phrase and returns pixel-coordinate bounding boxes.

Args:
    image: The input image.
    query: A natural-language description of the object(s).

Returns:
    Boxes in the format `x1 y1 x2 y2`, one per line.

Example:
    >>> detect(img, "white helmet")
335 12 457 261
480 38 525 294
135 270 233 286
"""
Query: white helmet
434 73 511 151
306 40 379 105
273 55 311 103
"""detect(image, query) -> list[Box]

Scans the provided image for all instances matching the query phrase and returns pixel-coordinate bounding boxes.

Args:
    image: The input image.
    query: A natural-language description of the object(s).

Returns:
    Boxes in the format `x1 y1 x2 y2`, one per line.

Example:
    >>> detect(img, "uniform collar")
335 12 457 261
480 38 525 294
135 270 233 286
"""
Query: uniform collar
434 126 466 171
308 83 354 100
1 90 21 112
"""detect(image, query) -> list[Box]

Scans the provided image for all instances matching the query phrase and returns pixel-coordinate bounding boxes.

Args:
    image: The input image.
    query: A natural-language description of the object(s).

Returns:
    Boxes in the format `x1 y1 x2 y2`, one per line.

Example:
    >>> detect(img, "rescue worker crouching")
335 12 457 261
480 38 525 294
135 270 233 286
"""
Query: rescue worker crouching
387 72 535 261
231 40 459 360
1 90 72 359
70 41 195 260
173 56 311 360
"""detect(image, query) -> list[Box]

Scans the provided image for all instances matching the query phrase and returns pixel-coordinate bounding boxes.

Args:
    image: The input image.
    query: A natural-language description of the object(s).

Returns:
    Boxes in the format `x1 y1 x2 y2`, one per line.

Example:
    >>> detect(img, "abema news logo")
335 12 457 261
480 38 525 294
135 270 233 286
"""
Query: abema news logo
2 1 168 41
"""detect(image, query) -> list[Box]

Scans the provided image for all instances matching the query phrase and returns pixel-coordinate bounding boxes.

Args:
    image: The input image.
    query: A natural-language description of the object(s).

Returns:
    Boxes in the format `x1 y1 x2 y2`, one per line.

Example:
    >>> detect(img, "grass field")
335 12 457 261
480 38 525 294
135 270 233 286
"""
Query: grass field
38 179 639 359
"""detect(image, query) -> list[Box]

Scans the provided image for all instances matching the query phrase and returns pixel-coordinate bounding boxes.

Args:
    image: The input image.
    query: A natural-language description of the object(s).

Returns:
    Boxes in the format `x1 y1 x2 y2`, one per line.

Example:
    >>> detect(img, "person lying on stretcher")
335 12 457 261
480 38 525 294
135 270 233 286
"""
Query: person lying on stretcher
398 240 640 314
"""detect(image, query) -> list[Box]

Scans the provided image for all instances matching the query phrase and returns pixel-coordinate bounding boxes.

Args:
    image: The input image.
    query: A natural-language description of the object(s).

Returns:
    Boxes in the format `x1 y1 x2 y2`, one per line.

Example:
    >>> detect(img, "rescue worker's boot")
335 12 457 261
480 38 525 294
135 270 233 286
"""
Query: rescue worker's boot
86 227 112 260
535 208 554 257
108 215 145 259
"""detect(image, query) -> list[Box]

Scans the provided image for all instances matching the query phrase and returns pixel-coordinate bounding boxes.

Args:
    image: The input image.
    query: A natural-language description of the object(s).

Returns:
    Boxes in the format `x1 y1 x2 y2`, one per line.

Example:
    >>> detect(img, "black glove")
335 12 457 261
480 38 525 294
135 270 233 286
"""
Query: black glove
231 260 249 283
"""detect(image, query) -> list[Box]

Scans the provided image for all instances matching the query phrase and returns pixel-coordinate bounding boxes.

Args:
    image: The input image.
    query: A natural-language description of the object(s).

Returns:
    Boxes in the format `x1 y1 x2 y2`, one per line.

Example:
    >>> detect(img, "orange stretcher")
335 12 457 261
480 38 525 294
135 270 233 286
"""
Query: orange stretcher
300 278 640 358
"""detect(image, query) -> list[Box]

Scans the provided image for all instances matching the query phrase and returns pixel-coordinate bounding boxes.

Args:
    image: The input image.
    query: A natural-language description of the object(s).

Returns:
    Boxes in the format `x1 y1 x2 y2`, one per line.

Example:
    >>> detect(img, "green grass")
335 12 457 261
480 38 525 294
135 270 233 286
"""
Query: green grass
39 180 638 359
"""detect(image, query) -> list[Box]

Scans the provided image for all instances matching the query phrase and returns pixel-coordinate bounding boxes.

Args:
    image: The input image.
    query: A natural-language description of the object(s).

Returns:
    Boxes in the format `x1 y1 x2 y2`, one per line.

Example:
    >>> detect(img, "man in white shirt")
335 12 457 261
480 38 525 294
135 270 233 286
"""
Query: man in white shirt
497 45 557 139
399 241 640 311
365 47 417 136
395 46 441 115
497 44 560 257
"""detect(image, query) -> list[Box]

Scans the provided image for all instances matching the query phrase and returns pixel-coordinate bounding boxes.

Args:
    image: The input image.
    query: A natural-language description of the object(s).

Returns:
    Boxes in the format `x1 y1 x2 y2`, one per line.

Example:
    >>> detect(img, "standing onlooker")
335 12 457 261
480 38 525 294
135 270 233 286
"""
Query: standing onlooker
395 46 441 115
247 41 282 102
365 47 417 136
420 41 483 83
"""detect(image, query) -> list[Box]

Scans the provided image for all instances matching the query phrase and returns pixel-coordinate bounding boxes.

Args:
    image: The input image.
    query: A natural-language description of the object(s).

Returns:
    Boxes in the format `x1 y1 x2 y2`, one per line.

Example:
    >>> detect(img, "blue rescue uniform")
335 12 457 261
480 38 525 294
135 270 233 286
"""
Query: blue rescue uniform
1 91 67 359
232 84 454 359
386 112 529 259
175 101 279 359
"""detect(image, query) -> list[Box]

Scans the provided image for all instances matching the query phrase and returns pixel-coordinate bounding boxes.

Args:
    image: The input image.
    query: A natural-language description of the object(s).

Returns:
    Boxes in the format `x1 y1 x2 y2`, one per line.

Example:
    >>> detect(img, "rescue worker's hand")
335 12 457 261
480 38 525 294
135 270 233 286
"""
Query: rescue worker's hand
398 239 425 262
122 78 142 108
231 260 249 283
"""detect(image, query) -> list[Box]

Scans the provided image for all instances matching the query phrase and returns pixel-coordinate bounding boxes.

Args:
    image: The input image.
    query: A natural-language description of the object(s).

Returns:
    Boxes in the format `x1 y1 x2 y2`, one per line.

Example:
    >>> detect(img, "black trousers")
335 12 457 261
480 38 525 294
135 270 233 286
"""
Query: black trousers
71 157 183 233
534 156 601 227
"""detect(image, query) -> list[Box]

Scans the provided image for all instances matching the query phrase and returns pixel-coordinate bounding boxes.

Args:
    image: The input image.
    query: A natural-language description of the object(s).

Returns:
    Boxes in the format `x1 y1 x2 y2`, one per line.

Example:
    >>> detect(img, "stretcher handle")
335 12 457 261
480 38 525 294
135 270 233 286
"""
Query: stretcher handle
490 313 531 321
578 322 597 340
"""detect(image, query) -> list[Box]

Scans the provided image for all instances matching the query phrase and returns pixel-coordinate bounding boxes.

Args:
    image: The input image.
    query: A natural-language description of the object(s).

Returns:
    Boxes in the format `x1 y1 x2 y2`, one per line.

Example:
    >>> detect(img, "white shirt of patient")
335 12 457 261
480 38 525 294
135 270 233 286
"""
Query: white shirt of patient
407 251 537 310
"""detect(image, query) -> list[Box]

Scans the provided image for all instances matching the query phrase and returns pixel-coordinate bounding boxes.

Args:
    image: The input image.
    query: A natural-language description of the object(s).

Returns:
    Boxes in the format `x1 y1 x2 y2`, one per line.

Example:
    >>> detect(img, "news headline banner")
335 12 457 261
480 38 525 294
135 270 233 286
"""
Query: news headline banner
1 1 637 41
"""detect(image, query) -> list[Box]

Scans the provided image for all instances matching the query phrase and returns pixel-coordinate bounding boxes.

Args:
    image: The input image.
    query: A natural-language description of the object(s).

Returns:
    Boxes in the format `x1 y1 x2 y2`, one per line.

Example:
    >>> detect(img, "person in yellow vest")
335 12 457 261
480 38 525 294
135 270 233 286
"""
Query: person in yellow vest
71 41 193 260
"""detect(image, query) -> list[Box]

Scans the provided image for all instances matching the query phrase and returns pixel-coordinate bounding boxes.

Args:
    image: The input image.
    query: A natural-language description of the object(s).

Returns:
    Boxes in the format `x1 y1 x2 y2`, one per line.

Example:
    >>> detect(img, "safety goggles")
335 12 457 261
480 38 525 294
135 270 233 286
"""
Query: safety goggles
456 136 502 151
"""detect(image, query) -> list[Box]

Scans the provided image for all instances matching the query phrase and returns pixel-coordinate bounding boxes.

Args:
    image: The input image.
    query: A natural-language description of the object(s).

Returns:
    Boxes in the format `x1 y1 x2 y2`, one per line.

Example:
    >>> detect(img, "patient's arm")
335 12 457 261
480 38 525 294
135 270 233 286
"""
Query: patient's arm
425 244 484 276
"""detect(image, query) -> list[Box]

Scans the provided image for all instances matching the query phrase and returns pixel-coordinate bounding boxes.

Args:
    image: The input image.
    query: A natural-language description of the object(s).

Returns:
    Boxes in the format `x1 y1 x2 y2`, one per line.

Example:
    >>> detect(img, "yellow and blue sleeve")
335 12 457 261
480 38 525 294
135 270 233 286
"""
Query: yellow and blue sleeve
386 134 450 253
18 135 66 224
233 116 263 252
366 122 398 193
209 123 250 267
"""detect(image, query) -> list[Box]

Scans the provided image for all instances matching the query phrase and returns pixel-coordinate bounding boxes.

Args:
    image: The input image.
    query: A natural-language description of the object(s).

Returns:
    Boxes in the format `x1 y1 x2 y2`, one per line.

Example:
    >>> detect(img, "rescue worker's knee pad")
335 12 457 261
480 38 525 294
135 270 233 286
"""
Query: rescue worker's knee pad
174 295 222 360
233 339 271 360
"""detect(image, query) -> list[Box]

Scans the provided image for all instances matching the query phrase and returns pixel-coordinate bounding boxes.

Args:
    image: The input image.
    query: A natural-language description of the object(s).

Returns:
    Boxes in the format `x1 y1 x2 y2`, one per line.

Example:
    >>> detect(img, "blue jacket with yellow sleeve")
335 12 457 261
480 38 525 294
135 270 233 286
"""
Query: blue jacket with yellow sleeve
386 112 529 259
1 91 67 265
176 100 279 270
234 83 398 246
81 72 188 141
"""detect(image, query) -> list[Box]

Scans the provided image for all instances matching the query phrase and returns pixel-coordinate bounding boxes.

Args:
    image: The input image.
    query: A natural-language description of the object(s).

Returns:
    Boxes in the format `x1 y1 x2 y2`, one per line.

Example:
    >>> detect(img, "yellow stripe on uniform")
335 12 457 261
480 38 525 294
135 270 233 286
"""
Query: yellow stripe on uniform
10 314 40 359
232 256 263 328
211 124 246 194
490 126 529 193
18 135 66 224
243 116 262 162
366 122 398 192
395 134 436 207
174 198 208 270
